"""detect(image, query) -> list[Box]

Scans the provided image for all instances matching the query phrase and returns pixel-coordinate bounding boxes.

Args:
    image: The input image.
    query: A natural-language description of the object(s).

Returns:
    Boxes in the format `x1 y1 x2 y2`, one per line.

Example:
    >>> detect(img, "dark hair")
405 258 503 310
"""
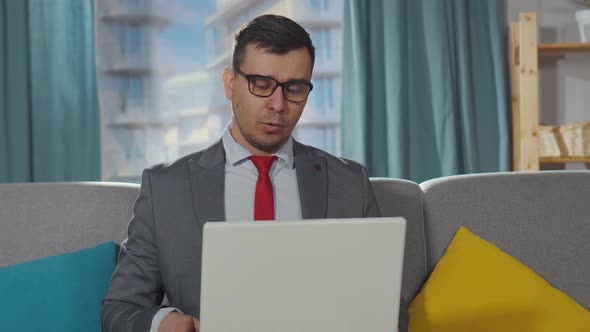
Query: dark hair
232 14 315 70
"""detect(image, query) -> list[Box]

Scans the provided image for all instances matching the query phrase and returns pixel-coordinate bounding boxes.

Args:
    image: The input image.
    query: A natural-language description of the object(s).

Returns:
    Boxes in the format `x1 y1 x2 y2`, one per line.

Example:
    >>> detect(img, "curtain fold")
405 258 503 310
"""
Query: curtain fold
0 0 100 183
0 0 32 182
342 0 509 182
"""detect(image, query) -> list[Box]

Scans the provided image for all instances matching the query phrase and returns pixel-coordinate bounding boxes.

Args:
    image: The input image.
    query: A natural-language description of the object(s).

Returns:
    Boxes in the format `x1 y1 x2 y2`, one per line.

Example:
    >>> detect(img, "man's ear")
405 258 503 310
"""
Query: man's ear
222 67 234 100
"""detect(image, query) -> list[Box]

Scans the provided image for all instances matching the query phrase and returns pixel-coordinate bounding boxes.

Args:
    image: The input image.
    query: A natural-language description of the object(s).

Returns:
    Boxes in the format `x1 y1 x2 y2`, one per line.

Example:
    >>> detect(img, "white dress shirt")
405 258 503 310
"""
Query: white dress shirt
150 127 302 331
222 127 302 221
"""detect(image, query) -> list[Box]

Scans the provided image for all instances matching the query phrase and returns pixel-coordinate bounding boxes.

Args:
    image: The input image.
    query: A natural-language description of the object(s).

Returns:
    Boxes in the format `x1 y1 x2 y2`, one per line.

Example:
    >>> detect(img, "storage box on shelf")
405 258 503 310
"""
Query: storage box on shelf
538 121 590 159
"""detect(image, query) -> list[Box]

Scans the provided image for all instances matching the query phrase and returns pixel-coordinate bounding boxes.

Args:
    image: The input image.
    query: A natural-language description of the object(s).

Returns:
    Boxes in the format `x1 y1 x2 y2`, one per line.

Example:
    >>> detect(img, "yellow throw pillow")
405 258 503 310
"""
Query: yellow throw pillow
409 226 590 332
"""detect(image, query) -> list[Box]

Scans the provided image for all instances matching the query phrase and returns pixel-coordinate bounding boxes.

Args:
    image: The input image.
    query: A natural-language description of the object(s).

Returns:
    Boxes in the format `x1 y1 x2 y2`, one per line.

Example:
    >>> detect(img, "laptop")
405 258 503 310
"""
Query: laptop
199 217 406 332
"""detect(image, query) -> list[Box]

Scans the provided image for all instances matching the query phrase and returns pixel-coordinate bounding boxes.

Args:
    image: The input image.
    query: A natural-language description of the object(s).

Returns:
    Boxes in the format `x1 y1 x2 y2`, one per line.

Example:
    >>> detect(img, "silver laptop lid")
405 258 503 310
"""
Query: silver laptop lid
200 217 406 332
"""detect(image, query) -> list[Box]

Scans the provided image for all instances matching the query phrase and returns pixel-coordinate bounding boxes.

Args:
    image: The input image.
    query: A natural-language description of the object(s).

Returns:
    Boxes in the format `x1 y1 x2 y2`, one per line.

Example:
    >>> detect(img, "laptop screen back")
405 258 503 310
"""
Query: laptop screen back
200 217 406 332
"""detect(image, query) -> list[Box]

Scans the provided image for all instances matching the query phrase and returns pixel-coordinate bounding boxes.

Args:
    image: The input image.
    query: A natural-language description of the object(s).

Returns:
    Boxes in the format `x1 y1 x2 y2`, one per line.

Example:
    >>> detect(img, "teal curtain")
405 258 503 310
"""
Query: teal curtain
342 0 509 183
0 0 100 182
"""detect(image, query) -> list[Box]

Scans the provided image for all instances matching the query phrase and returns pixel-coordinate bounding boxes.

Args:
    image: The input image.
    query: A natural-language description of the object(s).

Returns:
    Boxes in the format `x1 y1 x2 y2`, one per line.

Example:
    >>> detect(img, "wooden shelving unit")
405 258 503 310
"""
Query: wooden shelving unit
510 12 590 171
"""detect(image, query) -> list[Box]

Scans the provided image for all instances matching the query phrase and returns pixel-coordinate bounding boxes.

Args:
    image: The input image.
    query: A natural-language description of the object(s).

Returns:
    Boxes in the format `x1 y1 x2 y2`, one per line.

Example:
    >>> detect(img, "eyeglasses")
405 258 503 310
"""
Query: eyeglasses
232 67 313 103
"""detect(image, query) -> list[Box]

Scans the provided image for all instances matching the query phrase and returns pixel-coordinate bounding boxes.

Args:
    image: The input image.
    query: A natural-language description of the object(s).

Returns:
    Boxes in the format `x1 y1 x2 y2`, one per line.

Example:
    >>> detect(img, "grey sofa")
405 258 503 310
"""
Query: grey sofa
1 171 589 323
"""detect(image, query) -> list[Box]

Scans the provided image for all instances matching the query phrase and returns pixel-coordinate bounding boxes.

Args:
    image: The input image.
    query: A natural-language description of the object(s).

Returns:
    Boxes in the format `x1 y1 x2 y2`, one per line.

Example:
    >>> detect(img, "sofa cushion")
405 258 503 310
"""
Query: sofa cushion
409 226 590 332
0 242 117 332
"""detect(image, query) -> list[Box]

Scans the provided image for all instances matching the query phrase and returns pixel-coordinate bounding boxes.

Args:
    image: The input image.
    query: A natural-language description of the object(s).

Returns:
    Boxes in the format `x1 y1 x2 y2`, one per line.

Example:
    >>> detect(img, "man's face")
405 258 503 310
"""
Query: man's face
223 44 312 155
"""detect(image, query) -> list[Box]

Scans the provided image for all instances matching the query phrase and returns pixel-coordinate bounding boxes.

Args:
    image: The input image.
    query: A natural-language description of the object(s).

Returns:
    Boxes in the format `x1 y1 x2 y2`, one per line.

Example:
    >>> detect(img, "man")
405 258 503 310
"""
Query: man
102 14 392 332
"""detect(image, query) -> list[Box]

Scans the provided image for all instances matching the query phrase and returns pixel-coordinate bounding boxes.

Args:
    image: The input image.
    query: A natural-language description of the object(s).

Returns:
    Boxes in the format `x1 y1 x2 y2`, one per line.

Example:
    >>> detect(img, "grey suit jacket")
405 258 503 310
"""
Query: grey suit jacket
101 139 381 332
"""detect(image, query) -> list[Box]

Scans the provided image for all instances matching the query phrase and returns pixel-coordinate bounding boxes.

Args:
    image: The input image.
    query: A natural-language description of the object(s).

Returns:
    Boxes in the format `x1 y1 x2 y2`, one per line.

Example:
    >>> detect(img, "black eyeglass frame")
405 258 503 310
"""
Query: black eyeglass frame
232 67 314 103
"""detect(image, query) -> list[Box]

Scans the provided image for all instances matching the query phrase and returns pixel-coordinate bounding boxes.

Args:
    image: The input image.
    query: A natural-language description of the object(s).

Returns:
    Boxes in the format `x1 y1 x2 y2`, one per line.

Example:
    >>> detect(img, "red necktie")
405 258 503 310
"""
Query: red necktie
250 155 277 221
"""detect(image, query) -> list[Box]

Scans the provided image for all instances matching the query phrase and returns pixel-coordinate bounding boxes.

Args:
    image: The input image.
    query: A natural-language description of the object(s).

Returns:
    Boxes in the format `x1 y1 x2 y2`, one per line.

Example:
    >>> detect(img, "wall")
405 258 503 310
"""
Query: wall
507 0 590 169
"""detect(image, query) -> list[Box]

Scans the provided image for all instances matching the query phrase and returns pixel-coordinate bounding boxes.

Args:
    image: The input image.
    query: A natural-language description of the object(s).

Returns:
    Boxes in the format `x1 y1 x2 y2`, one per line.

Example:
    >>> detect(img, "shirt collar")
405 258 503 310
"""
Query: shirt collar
221 125 294 169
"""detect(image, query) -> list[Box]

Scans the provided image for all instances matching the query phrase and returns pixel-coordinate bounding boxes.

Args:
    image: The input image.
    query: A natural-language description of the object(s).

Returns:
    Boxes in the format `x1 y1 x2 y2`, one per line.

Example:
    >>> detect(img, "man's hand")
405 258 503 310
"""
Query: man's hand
158 312 200 332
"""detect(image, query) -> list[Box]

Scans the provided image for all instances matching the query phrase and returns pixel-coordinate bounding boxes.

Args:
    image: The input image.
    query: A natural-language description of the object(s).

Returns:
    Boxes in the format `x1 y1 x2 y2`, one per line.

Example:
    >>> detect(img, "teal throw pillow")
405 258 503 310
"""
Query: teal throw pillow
0 242 117 332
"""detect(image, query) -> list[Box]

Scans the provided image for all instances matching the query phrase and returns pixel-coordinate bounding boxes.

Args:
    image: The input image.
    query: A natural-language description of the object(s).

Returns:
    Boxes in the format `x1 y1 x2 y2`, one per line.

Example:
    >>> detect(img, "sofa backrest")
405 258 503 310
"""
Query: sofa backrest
370 178 427 304
0 182 139 267
420 171 590 309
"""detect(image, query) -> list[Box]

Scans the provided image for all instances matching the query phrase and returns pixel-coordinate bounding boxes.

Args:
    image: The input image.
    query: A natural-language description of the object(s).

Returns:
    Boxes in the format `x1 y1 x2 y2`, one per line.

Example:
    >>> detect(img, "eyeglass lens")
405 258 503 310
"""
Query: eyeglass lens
249 77 311 102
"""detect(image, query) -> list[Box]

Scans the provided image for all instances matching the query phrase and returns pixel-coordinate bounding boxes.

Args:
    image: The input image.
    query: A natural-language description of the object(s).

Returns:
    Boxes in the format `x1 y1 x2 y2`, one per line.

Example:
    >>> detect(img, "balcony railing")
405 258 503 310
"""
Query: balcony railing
100 0 172 26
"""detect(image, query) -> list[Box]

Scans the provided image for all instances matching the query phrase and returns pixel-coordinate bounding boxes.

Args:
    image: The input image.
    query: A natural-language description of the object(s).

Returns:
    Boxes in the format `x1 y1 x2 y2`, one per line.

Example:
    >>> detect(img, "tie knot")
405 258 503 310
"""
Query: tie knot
250 155 277 176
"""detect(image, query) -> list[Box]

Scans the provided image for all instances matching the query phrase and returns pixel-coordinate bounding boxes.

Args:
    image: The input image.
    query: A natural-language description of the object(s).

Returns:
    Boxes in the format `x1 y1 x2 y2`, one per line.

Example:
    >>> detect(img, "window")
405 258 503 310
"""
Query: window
96 0 344 182
309 0 321 10
310 78 337 115
117 26 140 56
311 29 332 63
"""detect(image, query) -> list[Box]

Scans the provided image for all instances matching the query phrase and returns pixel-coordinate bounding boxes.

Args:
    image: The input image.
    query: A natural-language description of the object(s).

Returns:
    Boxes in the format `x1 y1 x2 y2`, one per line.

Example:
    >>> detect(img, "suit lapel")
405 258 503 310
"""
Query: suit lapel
294 141 327 219
188 140 226 223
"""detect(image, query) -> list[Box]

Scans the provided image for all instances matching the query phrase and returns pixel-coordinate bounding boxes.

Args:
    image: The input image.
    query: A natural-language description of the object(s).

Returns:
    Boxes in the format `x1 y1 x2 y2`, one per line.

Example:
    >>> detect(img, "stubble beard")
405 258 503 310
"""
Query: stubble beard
243 130 286 154
232 117 287 154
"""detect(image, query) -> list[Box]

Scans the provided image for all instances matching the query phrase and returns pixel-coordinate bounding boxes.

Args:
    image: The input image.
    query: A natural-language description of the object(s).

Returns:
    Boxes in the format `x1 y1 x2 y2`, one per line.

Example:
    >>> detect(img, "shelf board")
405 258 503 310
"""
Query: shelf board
540 156 590 163
538 43 590 53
